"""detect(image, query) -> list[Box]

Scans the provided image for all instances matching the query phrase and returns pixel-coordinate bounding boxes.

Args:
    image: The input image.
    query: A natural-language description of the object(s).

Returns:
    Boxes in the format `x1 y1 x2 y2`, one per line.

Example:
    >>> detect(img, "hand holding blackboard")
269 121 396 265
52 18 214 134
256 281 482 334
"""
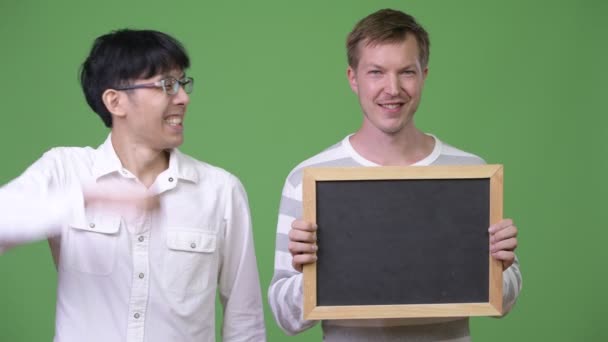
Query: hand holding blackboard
288 219 318 272
489 218 518 270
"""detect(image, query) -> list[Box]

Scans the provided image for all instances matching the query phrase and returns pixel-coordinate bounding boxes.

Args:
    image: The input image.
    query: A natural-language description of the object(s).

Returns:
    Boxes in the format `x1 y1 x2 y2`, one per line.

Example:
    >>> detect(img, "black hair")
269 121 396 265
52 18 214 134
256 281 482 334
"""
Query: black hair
80 29 190 127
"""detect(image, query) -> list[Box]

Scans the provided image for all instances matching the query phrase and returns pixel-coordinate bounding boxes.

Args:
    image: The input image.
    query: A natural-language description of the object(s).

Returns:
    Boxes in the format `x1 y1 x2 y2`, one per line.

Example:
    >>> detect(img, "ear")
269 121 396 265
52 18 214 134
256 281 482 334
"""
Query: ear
347 66 359 95
101 89 127 118
422 66 429 81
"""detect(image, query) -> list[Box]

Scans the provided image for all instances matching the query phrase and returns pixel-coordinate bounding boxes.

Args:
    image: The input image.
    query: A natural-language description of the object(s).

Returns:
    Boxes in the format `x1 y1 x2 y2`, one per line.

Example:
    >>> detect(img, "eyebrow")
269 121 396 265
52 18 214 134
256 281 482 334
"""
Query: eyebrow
161 72 186 79
364 63 418 71
365 64 385 70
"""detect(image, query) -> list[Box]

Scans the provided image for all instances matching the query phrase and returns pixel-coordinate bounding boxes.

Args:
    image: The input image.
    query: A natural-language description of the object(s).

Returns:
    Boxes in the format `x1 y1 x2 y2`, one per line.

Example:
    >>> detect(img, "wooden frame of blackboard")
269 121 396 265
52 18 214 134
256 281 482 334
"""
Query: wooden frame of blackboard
302 164 504 320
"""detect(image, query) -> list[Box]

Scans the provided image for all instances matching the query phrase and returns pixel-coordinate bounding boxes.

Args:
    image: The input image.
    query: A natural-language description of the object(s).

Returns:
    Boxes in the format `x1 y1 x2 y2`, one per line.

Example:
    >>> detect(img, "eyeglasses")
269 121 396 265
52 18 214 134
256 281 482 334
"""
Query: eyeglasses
115 76 194 95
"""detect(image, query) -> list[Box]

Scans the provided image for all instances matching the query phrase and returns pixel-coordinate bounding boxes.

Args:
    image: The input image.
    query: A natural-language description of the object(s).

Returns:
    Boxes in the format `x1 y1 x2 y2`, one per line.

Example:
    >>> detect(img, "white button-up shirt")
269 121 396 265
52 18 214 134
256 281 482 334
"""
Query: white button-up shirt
0 135 266 342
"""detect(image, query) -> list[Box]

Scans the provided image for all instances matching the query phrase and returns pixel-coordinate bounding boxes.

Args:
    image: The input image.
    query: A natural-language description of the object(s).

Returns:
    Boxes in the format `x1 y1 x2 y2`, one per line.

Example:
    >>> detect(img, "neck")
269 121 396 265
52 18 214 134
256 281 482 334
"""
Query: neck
111 132 170 188
350 124 435 166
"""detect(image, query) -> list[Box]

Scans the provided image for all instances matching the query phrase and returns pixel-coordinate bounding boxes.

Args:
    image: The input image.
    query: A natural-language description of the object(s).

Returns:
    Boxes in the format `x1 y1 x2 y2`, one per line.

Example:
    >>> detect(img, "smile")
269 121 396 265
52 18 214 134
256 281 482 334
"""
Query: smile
379 103 403 109
164 116 183 126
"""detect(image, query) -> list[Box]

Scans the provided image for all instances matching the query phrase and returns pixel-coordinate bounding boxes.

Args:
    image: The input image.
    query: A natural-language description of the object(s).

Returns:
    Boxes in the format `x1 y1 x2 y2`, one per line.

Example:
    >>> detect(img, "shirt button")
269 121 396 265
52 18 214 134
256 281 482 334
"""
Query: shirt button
138 236 144 242
168 177 174 182
190 242 196 249
134 313 140 319
89 223 95 228
139 273 145 279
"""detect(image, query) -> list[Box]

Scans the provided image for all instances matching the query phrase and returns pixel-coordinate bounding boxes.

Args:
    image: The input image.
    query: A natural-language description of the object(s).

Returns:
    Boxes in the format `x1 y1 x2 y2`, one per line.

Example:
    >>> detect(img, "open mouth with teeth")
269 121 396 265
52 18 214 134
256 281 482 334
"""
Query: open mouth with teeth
164 116 183 126
379 103 404 110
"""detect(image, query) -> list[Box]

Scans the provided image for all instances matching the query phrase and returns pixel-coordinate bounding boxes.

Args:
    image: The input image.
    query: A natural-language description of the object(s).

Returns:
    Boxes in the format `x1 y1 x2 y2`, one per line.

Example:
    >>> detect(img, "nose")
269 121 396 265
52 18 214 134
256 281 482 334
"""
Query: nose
173 85 190 106
385 74 401 96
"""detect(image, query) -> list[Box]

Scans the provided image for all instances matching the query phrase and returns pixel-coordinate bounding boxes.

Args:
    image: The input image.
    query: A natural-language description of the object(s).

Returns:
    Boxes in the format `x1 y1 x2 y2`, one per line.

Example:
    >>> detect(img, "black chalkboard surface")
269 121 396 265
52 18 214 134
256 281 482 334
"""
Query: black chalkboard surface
302 165 504 320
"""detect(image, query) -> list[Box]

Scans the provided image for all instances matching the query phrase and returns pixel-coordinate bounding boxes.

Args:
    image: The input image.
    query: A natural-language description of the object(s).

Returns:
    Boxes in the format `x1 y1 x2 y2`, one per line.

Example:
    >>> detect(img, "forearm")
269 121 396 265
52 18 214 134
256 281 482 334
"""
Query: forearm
0 185 70 252
221 242 266 341
268 265 317 335
0 150 75 253
268 180 319 334
502 255 522 314
220 176 266 341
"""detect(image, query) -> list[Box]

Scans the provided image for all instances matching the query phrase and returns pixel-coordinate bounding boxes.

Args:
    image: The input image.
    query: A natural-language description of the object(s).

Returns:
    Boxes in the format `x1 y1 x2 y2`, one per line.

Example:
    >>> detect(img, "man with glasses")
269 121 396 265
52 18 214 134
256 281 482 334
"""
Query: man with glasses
0 29 266 342
268 9 521 342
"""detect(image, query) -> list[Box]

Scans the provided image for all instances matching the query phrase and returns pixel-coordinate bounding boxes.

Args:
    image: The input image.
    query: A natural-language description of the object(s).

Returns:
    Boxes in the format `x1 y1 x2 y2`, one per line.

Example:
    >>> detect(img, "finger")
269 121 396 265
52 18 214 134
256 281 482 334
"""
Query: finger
288 241 317 255
85 190 150 208
292 261 302 273
491 250 515 270
502 260 514 270
490 225 518 243
490 237 517 253
292 253 317 271
291 219 318 232
84 178 152 199
288 229 316 243
491 250 515 262
488 218 514 234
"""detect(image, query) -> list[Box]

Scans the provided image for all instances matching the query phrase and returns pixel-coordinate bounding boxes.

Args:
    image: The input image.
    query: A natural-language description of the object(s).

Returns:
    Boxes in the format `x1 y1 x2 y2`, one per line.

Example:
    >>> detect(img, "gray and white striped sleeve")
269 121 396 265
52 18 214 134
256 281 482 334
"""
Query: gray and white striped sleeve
502 255 522 314
267 174 318 335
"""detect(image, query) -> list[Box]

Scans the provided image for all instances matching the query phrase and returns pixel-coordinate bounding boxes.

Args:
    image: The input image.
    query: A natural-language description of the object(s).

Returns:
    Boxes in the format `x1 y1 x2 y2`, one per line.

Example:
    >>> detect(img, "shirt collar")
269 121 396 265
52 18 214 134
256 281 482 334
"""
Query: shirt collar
166 148 199 183
92 133 199 184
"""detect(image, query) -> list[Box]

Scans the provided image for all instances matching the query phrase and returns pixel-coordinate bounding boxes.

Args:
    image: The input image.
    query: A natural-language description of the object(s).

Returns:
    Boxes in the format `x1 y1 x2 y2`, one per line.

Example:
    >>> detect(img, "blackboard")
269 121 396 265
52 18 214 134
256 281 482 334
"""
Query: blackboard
302 165 504 320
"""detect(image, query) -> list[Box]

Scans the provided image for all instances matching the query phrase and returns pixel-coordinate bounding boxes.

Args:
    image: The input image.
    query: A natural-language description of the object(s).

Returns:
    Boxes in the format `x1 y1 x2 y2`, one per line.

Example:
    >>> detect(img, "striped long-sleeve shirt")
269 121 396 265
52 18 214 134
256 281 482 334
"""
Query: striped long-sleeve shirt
268 134 522 342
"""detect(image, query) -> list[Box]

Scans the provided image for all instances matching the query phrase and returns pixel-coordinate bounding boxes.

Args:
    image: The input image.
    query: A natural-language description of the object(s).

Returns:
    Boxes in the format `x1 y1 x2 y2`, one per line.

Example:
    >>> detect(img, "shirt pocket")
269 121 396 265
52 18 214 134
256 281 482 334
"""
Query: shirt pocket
63 215 121 276
163 228 218 294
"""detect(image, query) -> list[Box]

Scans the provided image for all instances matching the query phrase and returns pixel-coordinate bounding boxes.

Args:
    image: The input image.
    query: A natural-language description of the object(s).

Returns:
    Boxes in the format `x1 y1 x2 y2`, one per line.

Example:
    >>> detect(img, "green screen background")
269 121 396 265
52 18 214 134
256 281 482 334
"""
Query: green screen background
1 0 606 341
